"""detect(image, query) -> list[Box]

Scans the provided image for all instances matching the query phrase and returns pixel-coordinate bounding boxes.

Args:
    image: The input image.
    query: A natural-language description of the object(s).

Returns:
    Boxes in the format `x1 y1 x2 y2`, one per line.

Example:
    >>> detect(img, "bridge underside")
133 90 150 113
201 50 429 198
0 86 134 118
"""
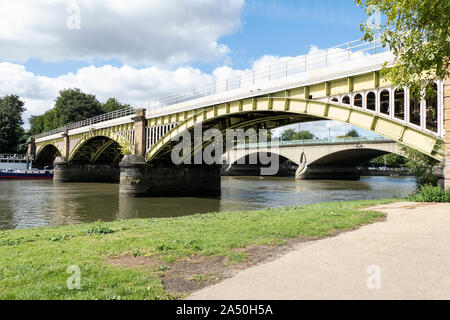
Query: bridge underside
224 148 395 180
149 111 318 161
35 144 61 169
53 136 124 183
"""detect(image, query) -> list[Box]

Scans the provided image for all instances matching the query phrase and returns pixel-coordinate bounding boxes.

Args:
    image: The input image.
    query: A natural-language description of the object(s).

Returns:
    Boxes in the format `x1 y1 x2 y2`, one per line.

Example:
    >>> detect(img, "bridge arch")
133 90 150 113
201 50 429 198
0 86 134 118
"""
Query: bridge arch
224 151 298 177
145 95 443 163
35 143 62 168
307 148 403 167
227 140 403 167
69 133 128 164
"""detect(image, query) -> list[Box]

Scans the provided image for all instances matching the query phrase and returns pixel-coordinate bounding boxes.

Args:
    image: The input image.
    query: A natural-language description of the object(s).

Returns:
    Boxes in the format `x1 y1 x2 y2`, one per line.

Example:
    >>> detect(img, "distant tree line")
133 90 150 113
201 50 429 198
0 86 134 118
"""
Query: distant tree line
281 129 315 141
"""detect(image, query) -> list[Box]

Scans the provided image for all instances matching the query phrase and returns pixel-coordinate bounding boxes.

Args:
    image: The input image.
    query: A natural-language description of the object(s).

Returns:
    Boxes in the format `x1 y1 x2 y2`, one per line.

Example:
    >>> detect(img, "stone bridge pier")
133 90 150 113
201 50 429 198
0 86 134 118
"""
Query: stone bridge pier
118 110 221 197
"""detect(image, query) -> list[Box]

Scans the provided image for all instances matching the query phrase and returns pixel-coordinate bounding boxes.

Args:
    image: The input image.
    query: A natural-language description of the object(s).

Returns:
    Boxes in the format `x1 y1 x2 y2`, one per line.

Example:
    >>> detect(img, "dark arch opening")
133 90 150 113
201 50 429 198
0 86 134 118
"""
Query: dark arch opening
426 82 438 132
71 136 123 165
342 95 350 105
380 89 390 115
353 94 363 108
394 88 405 120
224 152 297 177
309 148 394 167
366 91 376 111
35 145 61 169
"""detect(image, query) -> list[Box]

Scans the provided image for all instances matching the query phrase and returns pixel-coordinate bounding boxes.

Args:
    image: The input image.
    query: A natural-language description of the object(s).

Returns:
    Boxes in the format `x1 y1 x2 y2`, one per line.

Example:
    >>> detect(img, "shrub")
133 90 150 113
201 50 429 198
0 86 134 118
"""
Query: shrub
409 185 450 203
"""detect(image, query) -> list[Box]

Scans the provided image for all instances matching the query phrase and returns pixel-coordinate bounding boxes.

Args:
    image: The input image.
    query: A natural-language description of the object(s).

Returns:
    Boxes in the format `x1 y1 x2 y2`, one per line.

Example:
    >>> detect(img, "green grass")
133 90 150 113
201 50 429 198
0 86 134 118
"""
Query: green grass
0 199 400 300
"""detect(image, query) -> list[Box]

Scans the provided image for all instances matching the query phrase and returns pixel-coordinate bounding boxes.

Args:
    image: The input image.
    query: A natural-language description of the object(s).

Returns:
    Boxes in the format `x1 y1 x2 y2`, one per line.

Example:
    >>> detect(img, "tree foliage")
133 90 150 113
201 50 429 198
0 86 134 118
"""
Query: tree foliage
0 95 26 154
281 129 315 141
402 146 440 186
29 89 132 135
356 0 450 96
53 88 103 126
369 153 407 167
338 129 361 138
101 98 131 113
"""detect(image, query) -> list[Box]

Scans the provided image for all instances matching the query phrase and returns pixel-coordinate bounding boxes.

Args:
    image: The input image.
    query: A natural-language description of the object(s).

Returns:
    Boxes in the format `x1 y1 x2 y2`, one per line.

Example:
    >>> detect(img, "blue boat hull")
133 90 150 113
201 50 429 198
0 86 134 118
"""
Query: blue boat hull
0 171 53 179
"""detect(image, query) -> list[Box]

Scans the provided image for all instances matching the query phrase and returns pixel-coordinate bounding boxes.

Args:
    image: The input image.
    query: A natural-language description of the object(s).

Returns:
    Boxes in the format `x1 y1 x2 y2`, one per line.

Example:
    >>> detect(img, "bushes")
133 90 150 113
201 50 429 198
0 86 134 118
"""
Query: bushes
409 185 450 203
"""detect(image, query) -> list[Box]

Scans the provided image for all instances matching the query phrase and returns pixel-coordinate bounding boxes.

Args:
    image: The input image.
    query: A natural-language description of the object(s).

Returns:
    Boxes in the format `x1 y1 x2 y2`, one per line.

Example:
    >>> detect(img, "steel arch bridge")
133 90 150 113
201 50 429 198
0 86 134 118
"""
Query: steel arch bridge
29 36 449 195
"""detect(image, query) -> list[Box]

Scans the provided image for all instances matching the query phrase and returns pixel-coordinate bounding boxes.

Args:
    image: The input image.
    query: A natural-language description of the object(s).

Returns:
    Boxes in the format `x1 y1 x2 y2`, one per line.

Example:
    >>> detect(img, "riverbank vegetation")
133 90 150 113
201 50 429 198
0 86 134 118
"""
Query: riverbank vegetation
409 185 450 203
0 199 398 299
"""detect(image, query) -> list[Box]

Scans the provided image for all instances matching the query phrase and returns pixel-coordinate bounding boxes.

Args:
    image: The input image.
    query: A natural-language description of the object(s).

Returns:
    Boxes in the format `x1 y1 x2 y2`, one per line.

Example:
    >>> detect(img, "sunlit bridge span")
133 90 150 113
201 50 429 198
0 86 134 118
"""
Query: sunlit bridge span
29 35 446 197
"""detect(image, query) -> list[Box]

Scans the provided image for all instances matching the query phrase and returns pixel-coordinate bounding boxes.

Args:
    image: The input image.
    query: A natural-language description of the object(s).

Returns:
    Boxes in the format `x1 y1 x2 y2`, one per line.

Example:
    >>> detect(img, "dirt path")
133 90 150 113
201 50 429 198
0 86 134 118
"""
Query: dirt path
187 202 450 300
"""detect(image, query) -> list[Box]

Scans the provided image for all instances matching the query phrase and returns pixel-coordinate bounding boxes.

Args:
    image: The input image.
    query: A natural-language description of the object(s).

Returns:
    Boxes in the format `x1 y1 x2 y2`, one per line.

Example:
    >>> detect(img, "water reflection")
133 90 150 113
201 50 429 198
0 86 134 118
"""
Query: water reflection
0 176 417 230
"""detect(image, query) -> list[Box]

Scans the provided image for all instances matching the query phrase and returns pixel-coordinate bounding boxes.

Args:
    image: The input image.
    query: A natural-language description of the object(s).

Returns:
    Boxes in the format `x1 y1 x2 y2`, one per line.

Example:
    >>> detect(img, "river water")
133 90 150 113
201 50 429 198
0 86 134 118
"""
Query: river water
0 176 416 230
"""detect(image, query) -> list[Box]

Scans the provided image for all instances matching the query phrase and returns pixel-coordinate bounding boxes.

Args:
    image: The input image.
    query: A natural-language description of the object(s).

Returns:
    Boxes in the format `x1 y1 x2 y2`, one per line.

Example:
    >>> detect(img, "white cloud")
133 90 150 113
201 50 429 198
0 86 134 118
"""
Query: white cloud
0 0 244 66
0 62 217 124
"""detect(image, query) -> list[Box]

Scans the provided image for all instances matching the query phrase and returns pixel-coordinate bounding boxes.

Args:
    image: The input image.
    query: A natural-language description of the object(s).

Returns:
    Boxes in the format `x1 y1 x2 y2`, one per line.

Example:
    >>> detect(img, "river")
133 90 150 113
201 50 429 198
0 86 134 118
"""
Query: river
0 176 416 230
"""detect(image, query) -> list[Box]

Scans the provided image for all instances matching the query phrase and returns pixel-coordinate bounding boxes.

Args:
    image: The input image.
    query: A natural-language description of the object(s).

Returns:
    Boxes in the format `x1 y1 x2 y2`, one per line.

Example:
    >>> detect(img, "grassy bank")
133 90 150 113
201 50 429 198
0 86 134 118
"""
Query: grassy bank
0 199 399 299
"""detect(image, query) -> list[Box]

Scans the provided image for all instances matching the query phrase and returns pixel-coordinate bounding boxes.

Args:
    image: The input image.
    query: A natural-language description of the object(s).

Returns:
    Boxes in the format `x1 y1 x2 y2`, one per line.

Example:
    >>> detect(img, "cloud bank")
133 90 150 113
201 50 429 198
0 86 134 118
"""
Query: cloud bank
0 0 243 66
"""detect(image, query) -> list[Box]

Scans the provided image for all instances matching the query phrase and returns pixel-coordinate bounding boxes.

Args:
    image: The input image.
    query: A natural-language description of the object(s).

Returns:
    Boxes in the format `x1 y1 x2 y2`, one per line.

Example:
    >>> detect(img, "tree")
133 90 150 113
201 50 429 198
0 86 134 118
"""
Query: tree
297 130 315 140
345 129 360 137
281 129 315 141
337 129 361 138
29 115 45 135
29 92 132 135
369 153 407 167
15 127 31 154
356 0 450 96
53 88 103 126
281 129 296 141
0 95 26 154
101 98 131 113
402 146 440 186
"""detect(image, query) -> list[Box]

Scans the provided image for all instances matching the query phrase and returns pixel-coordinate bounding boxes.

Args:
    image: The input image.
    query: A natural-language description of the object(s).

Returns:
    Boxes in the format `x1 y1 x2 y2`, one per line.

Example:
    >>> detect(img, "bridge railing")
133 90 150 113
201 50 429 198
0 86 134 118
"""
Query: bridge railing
35 107 135 139
149 35 387 109
0 154 27 160
234 136 393 149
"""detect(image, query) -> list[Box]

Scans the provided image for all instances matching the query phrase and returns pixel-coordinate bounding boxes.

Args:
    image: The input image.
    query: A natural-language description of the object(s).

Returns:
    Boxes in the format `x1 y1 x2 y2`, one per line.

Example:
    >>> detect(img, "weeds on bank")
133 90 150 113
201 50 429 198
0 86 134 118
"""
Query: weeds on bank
409 185 450 203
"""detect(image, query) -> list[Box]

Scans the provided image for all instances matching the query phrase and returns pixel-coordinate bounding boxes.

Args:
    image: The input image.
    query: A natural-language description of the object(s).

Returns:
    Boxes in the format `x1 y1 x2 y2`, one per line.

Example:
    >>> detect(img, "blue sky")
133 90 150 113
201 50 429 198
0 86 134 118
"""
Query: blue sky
22 0 369 77
207 0 368 71
0 0 377 137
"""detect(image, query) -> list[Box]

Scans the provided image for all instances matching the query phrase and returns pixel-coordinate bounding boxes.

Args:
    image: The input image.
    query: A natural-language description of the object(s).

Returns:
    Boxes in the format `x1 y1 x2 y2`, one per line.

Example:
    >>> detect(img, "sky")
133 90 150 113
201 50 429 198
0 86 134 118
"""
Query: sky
0 0 379 138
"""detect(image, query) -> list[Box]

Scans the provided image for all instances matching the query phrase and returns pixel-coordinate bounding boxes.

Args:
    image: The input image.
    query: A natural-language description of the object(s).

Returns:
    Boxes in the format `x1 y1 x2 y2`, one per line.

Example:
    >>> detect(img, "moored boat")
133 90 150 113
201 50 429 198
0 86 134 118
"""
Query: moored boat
0 154 53 180
0 169 53 179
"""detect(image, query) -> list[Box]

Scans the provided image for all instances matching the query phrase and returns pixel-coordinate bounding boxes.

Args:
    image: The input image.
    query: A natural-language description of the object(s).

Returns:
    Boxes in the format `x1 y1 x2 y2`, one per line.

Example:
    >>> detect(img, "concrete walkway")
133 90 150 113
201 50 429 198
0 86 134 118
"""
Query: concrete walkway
188 202 450 300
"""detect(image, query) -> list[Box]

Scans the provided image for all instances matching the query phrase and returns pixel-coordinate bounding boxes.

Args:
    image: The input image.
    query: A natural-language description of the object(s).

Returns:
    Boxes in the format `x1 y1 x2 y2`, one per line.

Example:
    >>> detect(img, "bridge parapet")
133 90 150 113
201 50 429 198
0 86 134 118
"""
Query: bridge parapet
234 137 393 150
35 107 135 140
